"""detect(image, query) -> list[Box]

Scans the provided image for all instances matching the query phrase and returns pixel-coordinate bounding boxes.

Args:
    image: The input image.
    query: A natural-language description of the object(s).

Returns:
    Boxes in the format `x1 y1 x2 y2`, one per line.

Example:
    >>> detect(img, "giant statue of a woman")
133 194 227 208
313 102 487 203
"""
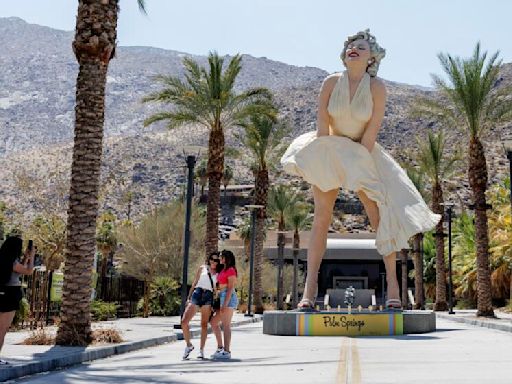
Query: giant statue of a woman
281 29 440 310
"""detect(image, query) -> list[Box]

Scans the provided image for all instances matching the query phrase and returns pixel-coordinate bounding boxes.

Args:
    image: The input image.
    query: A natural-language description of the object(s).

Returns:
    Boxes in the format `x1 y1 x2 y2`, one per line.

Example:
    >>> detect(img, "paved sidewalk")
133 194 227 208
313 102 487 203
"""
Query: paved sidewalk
436 309 512 333
0 313 261 382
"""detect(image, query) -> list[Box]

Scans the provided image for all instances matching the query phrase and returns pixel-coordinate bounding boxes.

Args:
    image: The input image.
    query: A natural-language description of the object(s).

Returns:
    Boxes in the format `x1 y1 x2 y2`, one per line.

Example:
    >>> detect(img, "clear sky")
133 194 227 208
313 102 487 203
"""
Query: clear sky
2 0 511 86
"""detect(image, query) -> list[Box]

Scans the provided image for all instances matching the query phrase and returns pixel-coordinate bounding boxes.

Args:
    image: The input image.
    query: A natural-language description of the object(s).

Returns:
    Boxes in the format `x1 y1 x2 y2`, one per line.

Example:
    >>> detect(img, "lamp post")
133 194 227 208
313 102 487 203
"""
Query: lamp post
441 202 455 314
177 155 196 325
244 205 264 317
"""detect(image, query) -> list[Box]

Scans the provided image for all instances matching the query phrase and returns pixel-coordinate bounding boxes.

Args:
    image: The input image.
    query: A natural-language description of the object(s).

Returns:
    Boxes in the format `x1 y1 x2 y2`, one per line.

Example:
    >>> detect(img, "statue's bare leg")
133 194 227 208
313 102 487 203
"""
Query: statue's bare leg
357 190 400 302
299 186 338 308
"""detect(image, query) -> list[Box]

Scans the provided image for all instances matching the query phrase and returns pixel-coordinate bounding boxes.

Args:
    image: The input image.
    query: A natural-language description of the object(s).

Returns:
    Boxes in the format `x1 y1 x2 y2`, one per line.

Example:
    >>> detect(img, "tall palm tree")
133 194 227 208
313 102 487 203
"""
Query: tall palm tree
414 130 459 311
195 159 208 197
96 211 117 285
144 52 274 257
405 166 430 309
222 165 233 196
237 114 283 313
56 0 146 346
406 167 428 309
287 203 311 307
268 185 299 310
414 43 512 316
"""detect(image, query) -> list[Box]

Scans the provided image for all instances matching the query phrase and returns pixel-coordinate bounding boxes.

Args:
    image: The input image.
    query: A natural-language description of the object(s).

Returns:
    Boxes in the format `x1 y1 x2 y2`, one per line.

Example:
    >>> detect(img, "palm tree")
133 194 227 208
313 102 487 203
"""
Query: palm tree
287 203 311 307
268 185 299 310
56 0 146 346
144 52 274 257
414 43 512 316
414 130 459 311
222 165 233 196
400 249 409 308
238 114 284 312
405 167 427 309
96 211 117 293
195 159 208 197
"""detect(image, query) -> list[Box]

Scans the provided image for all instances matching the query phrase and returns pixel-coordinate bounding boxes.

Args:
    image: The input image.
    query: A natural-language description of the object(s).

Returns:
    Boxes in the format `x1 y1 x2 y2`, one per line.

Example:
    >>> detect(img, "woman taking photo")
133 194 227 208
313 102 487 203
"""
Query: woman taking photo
210 250 238 360
0 237 35 365
181 251 219 360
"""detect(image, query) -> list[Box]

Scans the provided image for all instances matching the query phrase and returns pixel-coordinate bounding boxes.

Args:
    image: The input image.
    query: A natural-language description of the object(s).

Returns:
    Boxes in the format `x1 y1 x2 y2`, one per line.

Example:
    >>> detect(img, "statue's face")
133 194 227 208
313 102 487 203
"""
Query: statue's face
344 39 371 64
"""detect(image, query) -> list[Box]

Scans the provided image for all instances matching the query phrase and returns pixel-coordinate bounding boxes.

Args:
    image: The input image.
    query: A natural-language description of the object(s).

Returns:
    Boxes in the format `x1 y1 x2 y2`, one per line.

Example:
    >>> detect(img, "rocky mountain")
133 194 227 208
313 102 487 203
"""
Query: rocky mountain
0 17 510 224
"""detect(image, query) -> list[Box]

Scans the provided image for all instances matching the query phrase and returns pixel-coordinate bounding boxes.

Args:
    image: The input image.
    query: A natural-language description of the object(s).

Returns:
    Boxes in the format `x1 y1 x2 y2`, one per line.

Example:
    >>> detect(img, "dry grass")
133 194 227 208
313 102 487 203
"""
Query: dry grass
91 328 124 344
21 329 56 345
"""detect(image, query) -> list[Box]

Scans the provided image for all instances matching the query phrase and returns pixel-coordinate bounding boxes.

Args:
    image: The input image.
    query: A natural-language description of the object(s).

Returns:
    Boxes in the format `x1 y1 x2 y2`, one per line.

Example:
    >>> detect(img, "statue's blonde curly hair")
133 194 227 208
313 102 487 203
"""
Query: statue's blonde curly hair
340 29 386 77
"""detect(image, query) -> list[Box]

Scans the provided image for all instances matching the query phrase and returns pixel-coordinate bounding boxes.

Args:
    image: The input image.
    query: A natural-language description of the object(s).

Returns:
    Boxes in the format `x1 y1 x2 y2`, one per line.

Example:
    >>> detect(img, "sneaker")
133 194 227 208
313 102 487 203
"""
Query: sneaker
197 349 205 359
216 350 231 360
210 347 224 359
0 359 10 365
182 345 194 360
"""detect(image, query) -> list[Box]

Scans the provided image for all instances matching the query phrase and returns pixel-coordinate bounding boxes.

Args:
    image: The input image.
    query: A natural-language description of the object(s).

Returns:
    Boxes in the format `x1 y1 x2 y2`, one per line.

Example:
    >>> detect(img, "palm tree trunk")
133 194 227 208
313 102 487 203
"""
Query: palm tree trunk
253 169 268 314
469 137 494 317
277 219 285 310
254 217 265 313
401 249 408 308
56 0 118 346
412 233 424 309
293 230 300 308
205 127 224 257
432 181 448 311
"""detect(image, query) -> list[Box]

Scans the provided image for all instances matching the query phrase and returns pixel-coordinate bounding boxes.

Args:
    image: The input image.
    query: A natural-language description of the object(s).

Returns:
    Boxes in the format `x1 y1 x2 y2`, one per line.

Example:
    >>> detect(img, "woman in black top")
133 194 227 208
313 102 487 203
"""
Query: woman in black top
0 237 35 365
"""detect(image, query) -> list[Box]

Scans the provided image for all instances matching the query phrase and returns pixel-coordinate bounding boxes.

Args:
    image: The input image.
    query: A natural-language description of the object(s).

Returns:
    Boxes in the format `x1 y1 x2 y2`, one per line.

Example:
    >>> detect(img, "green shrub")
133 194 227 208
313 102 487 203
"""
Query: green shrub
136 277 181 316
91 300 118 321
13 297 30 327
455 298 477 310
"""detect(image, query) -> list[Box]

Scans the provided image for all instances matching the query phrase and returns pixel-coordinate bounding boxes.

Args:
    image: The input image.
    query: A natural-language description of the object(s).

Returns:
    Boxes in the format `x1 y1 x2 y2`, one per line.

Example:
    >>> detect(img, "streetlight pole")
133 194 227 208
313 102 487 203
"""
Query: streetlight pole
245 205 263 317
178 155 196 321
441 202 455 314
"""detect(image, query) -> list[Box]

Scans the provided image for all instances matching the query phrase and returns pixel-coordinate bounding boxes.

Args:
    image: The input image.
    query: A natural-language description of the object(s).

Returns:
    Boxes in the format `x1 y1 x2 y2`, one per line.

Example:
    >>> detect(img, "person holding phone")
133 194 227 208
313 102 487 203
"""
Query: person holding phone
0 237 35 365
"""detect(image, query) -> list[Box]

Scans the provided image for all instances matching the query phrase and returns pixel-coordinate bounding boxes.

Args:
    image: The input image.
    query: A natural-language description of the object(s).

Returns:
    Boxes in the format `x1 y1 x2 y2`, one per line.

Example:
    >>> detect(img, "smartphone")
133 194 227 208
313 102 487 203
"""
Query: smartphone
28 239 33 251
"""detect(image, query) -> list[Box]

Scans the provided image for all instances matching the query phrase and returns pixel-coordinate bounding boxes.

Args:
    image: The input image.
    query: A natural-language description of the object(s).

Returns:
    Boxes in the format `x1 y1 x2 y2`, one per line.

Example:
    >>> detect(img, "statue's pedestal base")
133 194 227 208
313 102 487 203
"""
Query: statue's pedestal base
263 310 435 336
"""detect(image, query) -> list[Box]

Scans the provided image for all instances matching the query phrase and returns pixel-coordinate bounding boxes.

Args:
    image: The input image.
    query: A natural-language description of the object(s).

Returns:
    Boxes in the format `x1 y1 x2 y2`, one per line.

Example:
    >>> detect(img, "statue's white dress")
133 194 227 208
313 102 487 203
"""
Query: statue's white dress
281 71 441 256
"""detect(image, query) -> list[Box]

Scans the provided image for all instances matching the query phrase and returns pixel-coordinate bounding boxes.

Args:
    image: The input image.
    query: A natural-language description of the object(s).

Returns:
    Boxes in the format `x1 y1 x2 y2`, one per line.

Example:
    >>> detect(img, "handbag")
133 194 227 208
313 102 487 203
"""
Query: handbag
207 268 220 310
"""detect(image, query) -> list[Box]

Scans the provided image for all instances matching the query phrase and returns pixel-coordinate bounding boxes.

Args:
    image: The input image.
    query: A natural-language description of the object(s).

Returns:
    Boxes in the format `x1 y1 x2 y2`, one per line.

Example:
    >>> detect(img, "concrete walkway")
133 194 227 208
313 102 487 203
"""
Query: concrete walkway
436 309 512 333
0 313 262 382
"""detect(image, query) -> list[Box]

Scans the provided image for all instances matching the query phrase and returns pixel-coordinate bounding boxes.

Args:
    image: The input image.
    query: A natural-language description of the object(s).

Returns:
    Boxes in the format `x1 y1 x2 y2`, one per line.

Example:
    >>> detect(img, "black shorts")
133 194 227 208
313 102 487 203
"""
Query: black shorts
191 288 213 307
0 286 22 312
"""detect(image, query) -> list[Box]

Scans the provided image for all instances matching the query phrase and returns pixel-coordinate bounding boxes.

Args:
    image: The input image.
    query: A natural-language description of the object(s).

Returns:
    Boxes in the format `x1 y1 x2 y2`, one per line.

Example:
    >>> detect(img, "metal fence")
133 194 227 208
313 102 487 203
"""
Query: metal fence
96 276 145 317
19 272 145 328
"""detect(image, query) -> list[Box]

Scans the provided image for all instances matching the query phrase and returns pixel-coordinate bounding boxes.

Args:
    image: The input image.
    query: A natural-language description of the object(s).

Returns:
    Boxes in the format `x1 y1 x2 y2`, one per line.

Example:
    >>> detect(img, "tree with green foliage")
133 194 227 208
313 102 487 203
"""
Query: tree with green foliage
237 114 285 312
411 130 459 311
119 200 205 317
195 159 208 197
143 52 275 258
57 0 148 346
96 211 117 283
268 185 300 310
413 44 512 316
286 202 311 307
222 165 234 196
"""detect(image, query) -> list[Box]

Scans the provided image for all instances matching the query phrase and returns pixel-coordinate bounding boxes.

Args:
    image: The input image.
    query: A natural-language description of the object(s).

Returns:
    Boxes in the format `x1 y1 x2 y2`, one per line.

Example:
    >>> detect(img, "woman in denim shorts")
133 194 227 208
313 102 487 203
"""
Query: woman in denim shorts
210 250 238 360
181 252 219 360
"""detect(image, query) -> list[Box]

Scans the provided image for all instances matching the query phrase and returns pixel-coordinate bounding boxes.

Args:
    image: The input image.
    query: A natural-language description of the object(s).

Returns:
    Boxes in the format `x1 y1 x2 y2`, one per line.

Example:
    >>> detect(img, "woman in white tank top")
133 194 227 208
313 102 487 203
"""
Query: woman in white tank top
181 252 220 360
